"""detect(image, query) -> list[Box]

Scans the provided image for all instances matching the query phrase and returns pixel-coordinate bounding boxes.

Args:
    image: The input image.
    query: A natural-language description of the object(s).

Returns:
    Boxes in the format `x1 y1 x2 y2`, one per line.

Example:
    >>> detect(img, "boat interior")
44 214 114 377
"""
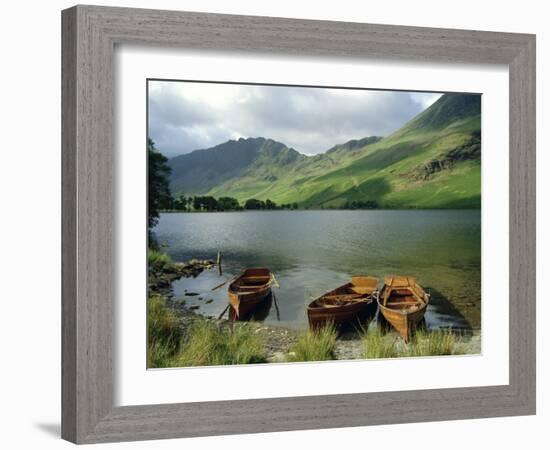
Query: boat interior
380 276 426 310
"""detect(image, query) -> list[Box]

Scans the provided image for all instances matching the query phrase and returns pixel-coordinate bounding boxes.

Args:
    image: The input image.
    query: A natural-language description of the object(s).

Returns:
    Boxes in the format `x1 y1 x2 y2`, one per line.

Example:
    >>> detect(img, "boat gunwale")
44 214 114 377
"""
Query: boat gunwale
308 280 378 311
228 268 273 299
378 281 430 316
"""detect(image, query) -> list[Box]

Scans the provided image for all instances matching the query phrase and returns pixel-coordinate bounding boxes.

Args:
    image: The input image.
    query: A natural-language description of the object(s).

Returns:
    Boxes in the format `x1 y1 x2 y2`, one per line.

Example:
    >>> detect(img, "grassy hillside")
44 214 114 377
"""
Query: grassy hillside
168 94 481 209
168 137 306 195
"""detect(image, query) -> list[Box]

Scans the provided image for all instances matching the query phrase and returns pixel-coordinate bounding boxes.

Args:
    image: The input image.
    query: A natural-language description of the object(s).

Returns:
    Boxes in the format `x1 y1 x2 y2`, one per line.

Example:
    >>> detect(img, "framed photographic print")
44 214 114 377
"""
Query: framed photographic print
62 5 536 444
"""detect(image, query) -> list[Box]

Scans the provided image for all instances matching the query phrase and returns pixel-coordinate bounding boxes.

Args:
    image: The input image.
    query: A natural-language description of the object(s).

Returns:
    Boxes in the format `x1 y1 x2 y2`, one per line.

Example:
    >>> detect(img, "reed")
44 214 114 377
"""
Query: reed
148 248 172 272
406 328 464 357
175 320 267 366
288 323 337 362
147 295 183 367
362 326 400 359
362 326 464 359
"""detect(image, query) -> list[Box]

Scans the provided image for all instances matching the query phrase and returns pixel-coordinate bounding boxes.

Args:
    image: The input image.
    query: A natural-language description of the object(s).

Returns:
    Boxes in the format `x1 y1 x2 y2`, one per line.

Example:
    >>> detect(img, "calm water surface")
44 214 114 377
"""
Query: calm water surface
153 210 481 332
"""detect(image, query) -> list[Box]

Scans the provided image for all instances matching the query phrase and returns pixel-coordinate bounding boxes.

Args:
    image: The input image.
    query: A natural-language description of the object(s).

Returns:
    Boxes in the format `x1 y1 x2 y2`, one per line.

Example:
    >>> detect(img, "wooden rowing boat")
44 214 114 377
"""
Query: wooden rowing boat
228 292 273 322
228 268 273 318
378 276 430 342
307 276 379 329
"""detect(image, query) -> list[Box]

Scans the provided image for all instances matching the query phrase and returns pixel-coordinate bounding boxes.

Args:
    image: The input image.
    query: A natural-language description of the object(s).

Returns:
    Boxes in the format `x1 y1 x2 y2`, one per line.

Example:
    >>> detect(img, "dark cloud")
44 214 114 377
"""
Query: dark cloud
148 81 440 157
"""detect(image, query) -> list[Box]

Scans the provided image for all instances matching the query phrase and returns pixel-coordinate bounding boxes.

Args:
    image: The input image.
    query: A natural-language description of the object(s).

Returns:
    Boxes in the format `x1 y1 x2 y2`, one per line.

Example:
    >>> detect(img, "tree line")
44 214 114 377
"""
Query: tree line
148 139 379 230
169 195 299 212
148 139 299 225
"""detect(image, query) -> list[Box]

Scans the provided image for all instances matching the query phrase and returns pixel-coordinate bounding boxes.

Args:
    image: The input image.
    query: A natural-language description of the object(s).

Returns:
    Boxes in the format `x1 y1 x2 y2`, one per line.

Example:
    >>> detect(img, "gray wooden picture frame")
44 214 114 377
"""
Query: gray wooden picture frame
61 5 536 444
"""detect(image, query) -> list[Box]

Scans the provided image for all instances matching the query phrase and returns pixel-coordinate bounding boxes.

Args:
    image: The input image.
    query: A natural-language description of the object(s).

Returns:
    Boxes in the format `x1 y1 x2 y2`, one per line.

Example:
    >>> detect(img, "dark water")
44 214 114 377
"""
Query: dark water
153 210 481 332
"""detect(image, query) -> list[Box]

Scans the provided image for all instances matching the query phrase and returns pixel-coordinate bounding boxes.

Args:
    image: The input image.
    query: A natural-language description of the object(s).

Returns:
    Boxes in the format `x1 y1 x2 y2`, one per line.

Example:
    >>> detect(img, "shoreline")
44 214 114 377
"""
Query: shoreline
158 207 482 213
149 260 481 362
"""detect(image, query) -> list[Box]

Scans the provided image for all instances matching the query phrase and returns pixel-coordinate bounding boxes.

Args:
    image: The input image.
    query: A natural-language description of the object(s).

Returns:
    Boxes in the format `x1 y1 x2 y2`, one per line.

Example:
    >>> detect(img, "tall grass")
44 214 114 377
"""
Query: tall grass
147 295 183 367
361 326 464 359
148 248 172 273
175 320 267 367
406 329 464 357
288 323 337 362
148 295 267 367
362 326 400 359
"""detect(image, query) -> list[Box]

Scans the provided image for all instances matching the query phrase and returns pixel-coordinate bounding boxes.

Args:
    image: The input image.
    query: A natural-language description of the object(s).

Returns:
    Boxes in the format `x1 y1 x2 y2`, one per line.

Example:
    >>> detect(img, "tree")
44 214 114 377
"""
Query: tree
265 199 277 210
218 197 241 211
244 198 263 210
148 139 173 229
192 196 220 211
173 195 188 211
292 202 298 210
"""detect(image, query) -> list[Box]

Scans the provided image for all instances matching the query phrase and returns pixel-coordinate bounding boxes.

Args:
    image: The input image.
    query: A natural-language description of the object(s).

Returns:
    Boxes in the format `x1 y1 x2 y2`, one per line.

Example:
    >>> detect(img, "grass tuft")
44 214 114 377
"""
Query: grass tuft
147 295 183 367
288 323 337 362
148 249 172 273
362 326 400 359
361 326 464 360
175 320 267 366
406 328 464 357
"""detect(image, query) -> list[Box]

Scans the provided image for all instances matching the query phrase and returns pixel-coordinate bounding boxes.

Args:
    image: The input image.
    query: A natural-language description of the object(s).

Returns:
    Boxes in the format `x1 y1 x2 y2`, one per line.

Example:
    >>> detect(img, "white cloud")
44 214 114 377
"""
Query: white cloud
148 81 442 157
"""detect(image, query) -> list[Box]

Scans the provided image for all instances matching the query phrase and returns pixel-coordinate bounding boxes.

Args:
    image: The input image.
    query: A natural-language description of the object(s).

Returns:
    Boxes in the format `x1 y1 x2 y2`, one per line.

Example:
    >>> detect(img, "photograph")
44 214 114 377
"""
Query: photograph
146 80 482 368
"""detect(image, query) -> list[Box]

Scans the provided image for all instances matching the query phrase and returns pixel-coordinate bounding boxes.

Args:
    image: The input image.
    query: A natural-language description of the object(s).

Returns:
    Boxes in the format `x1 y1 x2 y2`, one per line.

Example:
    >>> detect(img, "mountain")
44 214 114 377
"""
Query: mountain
167 93 481 209
168 137 306 195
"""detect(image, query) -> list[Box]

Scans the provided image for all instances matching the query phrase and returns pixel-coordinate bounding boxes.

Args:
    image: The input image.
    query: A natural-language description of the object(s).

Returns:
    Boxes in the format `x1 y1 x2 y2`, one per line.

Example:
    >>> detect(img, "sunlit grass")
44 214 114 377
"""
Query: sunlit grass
362 326 464 359
148 248 172 273
288 323 337 362
147 295 183 368
148 295 268 368
362 326 400 359
175 320 267 367
406 328 464 357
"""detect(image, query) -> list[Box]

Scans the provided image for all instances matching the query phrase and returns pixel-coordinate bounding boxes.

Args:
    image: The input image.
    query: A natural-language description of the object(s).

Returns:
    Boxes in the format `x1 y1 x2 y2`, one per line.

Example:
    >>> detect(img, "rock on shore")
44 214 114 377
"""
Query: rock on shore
148 258 215 296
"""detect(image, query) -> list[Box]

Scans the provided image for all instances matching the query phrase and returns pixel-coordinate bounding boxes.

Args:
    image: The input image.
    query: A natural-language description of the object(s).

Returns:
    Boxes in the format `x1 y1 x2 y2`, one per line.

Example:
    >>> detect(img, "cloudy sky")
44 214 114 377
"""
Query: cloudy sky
148 81 441 158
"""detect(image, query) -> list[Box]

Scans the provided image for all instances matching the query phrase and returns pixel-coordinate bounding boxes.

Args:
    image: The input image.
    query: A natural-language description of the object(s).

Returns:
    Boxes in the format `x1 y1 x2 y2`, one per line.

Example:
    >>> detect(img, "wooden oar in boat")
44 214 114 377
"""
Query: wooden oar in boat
217 303 230 320
211 273 240 291
211 279 229 291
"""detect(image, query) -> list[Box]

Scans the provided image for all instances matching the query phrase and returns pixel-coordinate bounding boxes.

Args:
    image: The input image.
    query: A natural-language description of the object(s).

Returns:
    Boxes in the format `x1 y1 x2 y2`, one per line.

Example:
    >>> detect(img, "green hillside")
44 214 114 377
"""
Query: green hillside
167 94 481 209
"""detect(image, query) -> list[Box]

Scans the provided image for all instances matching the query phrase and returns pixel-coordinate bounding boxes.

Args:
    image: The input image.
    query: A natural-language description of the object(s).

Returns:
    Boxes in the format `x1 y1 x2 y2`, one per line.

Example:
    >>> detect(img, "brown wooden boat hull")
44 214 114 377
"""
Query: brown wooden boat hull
378 302 428 341
307 279 379 330
308 299 376 329
378 277 429 341
228 268 273 319
229 288 271 318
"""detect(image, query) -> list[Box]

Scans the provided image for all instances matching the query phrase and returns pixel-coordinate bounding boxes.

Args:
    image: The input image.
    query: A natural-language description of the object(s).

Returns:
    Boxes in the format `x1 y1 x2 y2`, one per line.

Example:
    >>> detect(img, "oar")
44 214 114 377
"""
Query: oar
271 273 280 289
211 279 229 291
218 303 230 319
272 291 281 321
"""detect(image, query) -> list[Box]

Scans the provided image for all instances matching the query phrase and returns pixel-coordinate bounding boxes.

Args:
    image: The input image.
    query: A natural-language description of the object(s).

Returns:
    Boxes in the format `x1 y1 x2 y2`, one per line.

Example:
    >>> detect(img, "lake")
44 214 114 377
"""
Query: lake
153 210 481 333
